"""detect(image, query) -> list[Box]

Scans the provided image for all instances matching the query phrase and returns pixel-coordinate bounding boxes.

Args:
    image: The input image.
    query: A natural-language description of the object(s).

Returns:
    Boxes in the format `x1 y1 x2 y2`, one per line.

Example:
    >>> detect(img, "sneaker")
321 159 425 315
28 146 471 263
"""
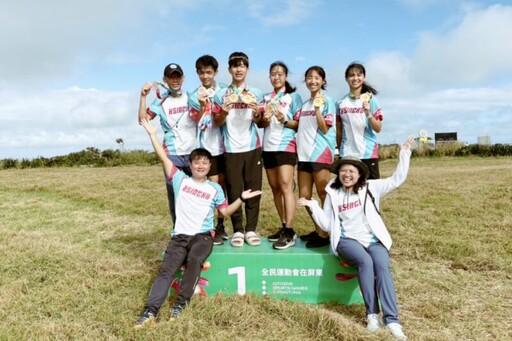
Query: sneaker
366 314 381 332
300 230 318 241
169 304 184 321
217 223 229 240
387 323 407 340
213 224 227 245
268 227 285 242
306 234 330 248
273 229 297 250
134 310 156 329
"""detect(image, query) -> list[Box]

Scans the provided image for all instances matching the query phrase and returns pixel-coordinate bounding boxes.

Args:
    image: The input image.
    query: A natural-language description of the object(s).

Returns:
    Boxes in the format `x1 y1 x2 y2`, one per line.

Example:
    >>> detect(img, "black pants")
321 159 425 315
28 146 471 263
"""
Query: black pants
145 233 213 315
224 148 262 233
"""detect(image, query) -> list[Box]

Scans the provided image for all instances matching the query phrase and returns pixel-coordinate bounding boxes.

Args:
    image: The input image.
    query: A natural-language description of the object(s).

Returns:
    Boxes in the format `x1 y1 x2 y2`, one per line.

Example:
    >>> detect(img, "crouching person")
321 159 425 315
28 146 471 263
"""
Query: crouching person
298 136 414 340
135 118 262 328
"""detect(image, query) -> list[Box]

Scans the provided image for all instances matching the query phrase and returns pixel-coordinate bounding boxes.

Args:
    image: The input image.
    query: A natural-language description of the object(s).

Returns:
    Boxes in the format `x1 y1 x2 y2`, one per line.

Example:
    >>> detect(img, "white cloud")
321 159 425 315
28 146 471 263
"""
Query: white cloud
411 4 512 86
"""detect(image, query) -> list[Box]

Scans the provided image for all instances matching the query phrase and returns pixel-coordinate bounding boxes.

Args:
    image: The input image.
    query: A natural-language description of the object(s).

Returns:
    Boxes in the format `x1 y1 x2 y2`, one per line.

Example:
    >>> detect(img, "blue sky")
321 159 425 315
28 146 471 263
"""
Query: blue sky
1 0 511 159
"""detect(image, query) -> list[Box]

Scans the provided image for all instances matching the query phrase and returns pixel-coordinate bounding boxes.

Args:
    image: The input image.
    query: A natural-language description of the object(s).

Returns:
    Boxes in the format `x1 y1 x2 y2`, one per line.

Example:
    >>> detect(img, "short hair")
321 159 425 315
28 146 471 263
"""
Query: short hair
189 148 212 162
228 51 249 68
196 55 219 72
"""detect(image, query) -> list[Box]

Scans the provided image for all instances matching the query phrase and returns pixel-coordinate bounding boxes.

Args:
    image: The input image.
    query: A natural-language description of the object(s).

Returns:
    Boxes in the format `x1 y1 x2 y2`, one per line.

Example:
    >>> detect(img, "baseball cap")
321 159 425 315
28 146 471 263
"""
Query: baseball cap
164 63 184 77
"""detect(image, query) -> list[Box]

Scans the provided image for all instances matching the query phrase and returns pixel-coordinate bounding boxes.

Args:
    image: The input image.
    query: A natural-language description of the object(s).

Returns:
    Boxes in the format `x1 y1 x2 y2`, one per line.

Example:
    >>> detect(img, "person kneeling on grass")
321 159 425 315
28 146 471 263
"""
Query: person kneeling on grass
298 136 414 341
135 118 262 329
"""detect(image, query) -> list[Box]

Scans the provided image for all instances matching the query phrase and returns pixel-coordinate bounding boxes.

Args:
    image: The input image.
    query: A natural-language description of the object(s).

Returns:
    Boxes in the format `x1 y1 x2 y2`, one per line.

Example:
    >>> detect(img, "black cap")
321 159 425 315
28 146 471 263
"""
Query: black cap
164 63 184 77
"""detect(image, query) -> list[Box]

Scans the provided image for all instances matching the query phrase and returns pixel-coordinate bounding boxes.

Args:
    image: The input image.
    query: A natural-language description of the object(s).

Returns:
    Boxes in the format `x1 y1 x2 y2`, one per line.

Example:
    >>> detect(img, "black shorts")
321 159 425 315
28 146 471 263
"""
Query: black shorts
361 158 380 180
208 154 225 176
297 161 331 173
262 151 297 169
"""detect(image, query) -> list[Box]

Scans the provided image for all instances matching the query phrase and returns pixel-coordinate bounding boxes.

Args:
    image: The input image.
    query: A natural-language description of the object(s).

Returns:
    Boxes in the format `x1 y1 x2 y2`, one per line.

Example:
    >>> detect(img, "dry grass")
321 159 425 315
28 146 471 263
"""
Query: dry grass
1 156 511 340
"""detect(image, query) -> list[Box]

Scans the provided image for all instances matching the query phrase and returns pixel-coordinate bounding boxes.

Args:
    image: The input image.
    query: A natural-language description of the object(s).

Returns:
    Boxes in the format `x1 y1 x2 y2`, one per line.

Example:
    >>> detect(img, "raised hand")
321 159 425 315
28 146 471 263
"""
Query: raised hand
140 117 157 135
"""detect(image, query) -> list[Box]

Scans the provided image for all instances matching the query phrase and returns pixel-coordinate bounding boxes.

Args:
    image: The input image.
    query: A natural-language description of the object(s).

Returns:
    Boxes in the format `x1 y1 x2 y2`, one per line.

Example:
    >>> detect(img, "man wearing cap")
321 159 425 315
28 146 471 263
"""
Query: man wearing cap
138 63 197 224
298 136 414 341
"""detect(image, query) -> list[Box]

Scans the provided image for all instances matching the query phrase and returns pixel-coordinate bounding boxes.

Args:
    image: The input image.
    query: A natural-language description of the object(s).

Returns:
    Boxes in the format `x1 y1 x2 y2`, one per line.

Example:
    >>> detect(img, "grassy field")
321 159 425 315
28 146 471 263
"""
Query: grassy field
1 156 511 340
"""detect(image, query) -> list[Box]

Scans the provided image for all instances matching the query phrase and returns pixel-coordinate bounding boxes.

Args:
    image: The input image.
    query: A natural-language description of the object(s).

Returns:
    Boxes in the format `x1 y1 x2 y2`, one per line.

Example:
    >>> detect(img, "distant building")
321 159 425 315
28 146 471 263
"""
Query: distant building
477 136 491 145
435 132 458 144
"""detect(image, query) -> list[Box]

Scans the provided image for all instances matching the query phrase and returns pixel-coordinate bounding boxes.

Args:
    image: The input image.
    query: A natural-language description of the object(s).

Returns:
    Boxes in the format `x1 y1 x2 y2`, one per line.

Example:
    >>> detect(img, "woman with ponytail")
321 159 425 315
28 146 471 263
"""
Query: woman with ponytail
257 61 302 250
336 62 383 179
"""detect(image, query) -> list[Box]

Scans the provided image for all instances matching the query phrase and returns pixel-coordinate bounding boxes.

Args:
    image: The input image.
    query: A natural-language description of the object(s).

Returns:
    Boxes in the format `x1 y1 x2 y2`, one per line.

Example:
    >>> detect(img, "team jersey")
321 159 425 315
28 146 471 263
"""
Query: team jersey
336 94 383 159
336 190 378 248
212 84 263 153
188 82 227 156
147 92 196 156
295 92 336 164
168 166 228 236
262 91 302 152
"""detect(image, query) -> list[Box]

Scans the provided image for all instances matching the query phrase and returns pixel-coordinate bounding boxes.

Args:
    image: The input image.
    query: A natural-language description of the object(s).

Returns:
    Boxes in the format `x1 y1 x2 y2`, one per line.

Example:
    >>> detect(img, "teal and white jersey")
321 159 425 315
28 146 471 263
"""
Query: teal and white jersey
336 94 383 159
148 92 196 156
262 91 302 153
188 82 227 156
169 168 228 236
212 84 264 153
295 92 336 164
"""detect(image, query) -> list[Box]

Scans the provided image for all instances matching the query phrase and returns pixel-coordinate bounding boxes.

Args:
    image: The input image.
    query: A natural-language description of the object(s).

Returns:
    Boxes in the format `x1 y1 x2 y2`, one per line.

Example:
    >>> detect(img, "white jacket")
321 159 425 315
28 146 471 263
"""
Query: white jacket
308 149 411 255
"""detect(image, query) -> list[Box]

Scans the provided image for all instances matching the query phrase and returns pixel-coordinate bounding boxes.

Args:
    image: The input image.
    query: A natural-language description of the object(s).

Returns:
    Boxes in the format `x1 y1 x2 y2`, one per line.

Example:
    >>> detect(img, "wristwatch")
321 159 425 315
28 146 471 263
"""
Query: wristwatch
283 120 288 126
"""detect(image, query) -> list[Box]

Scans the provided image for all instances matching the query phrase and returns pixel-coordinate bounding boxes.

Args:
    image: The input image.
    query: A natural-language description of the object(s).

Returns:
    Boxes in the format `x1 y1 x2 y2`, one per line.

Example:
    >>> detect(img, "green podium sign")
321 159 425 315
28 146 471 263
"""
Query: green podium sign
188 239 363 305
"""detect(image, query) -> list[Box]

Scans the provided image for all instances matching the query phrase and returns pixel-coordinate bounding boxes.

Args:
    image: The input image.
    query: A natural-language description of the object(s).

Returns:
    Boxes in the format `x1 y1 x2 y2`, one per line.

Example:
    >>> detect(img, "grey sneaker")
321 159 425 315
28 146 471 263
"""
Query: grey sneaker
169 304 184 321
387 323 407 340
366 313 381 332
268 227 285 242
213 224 227 245
273 229 297 250
134 310 156 329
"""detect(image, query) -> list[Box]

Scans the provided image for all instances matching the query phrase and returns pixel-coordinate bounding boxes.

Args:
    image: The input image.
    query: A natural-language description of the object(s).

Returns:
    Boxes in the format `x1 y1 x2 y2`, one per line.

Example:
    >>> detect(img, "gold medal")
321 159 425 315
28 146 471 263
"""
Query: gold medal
360 92 372 103
228 93 239 103
313 95 325 108
241 93 255 104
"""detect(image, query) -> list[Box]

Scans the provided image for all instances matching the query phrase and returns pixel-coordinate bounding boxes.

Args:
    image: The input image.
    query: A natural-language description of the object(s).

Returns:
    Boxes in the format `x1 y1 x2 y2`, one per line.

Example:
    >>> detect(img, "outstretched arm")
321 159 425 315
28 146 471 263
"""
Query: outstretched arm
219 189 262 217
140 118 174 178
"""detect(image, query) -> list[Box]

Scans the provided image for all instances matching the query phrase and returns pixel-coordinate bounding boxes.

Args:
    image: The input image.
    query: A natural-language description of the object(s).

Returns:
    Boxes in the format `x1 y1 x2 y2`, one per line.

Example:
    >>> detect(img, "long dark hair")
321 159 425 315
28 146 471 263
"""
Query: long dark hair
345 62 378 95
304 66 327 90
269 61 296 94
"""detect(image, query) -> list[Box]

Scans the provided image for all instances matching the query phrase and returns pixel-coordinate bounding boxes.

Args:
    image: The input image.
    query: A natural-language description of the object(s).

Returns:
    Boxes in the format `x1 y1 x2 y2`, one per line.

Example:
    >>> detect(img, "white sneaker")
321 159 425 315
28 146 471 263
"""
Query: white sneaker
366 314 381 332
387 323 407 340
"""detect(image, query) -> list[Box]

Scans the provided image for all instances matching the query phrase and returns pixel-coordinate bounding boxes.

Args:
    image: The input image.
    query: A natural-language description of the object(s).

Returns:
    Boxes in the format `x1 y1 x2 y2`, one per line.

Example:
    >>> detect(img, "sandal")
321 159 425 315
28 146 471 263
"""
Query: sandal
245 231 261 246
231 232 244 247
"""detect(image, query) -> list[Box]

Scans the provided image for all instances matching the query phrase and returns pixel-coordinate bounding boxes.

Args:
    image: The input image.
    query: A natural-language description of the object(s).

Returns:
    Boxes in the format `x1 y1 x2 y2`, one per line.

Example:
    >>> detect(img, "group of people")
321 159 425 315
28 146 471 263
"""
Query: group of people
134 52 411 340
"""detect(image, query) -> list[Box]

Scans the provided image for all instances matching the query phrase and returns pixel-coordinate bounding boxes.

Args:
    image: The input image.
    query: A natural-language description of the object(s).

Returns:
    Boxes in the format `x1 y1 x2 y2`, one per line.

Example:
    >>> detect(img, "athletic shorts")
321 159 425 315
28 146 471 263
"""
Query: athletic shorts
208 154 225 177
262 151 297 169
297 161 331 173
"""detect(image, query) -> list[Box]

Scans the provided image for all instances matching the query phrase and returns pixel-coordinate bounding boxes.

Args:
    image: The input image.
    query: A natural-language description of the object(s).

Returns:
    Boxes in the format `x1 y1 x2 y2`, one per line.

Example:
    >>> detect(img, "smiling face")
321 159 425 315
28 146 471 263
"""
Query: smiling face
197 66 217 88
163 73 184 91
190 156 211 180
269 65 287 90
338 164 361 191
229 61 248 85
345 66 366 93
305 69 326 94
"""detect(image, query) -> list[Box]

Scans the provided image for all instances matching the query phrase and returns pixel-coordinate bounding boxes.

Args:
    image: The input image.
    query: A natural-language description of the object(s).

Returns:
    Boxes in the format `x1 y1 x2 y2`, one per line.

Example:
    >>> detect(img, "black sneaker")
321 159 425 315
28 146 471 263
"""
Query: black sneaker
273 229 297 250
300 230 318 241
213 224 227 245
268 227 285 242
169 304 184 321
134 310 156 329
305 234 330 248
